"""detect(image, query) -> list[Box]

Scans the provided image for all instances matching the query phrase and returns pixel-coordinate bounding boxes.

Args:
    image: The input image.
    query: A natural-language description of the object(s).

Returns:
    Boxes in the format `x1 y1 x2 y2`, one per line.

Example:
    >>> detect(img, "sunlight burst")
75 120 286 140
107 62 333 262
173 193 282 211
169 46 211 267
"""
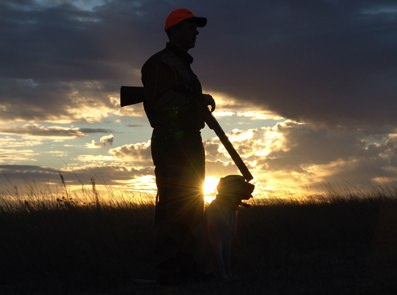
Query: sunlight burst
203 176 219 203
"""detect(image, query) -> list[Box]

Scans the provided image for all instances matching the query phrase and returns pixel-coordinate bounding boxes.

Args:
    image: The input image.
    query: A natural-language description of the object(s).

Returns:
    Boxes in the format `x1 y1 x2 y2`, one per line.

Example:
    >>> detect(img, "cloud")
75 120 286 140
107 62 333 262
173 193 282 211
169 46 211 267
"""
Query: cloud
0 1 136 122
203 123 397 193
0 164 148 189
2 0 396 129
0 149 39 164
2 124 396 197
0 135 43 148
196 1 397 129
109 141 152 167
99 133 114 145
86 134 114 148
1 0 397 198
262 122 371 171
62 165 146 185
0 124 111 137
0 165 60 186
0 79 120 122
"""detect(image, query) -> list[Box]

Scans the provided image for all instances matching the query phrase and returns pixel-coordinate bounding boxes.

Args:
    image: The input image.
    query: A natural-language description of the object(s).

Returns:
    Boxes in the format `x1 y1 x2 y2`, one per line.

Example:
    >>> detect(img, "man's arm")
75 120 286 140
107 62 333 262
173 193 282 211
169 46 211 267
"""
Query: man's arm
120 86 253 181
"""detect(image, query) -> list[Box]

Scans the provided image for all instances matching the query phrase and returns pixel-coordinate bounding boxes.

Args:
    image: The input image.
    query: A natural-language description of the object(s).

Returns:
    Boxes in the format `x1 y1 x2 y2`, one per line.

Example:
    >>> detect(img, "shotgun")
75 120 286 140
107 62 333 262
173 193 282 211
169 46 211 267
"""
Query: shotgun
120 86 254 182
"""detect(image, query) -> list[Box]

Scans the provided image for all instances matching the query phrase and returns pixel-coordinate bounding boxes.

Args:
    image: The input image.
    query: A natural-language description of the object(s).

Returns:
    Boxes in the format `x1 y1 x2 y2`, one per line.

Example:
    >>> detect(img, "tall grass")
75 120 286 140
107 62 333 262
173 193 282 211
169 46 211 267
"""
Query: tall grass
0 177 396 294
0 174 155 214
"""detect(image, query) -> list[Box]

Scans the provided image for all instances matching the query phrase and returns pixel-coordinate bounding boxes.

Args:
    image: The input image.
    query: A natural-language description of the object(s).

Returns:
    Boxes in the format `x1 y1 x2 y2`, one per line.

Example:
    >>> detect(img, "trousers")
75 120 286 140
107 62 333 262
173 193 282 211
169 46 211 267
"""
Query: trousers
151 128 205 275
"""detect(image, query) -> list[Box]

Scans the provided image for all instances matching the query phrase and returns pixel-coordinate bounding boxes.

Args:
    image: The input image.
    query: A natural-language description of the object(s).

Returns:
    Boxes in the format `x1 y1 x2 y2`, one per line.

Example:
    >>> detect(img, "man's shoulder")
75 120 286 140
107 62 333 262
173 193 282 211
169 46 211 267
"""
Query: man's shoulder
146 47 166 61
143 47 179 70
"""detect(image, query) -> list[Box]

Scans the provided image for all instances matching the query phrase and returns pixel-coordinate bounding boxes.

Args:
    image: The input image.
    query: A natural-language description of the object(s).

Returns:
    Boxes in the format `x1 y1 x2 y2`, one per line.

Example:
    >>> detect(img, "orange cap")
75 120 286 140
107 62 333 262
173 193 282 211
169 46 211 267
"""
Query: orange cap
164 8 207 31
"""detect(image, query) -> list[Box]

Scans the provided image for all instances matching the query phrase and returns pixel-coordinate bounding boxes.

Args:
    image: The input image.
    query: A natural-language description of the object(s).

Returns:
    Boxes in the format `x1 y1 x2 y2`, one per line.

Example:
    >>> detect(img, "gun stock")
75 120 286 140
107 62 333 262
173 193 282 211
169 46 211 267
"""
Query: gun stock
120 86 145 107
120 86 254 182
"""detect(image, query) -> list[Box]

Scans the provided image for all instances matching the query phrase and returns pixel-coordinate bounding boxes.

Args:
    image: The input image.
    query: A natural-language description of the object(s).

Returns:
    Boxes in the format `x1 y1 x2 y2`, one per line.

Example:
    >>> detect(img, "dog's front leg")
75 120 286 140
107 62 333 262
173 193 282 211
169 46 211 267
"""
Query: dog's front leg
210 238 229 280
224 210 237 279
223 235 233 280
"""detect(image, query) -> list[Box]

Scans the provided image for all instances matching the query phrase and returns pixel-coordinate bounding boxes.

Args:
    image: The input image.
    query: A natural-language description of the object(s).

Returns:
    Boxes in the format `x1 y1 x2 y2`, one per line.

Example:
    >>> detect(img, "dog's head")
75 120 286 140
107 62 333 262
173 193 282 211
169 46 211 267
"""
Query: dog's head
216 175 255 207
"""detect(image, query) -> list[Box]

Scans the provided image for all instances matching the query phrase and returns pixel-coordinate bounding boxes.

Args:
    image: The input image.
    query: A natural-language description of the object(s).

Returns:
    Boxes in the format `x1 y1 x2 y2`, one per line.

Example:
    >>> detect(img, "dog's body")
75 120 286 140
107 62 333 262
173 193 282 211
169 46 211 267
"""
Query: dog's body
195 175 254 280
206 197 239 280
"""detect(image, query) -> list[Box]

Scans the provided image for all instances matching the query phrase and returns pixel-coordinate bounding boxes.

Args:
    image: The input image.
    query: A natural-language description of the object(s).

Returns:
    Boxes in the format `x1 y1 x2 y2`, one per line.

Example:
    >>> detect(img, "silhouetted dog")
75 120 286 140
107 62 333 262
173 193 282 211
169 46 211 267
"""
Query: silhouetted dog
203 175 254 280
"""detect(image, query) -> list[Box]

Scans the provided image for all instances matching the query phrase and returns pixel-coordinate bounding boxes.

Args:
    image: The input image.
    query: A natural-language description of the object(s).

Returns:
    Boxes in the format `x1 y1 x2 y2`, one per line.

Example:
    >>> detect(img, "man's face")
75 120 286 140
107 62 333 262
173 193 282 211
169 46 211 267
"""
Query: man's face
170 20 199 50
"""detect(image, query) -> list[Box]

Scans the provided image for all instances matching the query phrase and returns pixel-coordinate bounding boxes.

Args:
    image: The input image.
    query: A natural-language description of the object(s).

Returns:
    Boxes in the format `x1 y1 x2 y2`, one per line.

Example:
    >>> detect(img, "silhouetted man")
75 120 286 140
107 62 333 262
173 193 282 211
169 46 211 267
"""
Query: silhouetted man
141 8 215 284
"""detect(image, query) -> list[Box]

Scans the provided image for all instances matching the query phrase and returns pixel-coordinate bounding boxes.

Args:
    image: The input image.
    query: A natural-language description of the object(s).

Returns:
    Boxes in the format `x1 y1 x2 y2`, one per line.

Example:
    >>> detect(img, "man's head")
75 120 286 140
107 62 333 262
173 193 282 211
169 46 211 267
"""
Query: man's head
164 8 207 51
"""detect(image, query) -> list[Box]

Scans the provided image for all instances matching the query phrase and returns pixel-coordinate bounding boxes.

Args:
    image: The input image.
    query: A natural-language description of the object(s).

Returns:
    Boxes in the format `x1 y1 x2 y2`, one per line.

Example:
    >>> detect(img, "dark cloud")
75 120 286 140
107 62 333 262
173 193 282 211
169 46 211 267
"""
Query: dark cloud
79 128 113 134
194 0 397 129
263 123 374 171
0 0 143 121
63 165 148 185
1 0 396 128
258 122 397 189
0 124 111 137
317 157 395 191
0 164 147 188
0 165 60 188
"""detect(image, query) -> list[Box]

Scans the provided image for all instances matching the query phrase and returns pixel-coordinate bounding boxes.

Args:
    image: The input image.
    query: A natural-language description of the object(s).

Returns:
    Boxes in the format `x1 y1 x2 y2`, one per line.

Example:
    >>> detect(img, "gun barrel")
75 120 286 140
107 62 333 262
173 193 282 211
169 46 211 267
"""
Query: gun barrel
204 111 254 181
120 86 254 181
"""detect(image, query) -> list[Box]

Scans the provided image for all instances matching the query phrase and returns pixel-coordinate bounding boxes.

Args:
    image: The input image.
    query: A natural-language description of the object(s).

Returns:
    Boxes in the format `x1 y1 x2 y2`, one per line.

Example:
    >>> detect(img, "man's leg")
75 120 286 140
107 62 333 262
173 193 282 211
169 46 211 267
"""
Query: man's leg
151 131 205 283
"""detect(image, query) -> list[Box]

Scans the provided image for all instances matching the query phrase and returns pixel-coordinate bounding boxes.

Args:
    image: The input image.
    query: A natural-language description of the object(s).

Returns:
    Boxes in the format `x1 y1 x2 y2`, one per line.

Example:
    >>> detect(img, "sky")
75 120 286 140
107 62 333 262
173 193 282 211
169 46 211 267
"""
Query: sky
1 0 397 201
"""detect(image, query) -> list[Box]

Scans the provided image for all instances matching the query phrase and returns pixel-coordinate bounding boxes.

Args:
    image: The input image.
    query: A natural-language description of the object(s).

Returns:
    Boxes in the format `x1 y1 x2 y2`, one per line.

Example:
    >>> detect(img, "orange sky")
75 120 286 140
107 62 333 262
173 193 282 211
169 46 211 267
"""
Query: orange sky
1 0 397 202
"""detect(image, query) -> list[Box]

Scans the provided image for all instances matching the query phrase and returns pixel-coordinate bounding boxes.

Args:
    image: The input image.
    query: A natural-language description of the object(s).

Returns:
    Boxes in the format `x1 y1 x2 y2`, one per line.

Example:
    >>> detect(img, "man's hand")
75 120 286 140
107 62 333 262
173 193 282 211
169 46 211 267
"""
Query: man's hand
203 94 216 112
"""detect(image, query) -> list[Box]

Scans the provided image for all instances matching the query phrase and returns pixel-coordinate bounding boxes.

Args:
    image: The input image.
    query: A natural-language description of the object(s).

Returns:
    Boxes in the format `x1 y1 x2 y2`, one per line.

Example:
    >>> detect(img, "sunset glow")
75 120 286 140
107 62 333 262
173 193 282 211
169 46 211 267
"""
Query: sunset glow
203 176 219 203
1 0 397 204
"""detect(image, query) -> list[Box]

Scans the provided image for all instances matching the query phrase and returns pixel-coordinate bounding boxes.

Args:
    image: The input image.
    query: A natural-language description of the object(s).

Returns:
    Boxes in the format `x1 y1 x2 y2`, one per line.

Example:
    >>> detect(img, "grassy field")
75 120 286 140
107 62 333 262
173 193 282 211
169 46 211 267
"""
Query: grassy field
1 190 397 294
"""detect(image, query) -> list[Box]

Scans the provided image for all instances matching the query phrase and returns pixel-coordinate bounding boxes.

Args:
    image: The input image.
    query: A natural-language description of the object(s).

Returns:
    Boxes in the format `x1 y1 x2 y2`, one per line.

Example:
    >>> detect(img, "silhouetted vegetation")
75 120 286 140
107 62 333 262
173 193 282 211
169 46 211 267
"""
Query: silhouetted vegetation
0 184 396 294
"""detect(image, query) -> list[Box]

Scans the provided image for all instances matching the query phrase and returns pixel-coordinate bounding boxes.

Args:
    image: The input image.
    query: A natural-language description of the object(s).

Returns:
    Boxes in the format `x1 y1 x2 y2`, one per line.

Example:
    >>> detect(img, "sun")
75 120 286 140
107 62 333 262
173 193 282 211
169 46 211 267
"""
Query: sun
203 176 219 203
